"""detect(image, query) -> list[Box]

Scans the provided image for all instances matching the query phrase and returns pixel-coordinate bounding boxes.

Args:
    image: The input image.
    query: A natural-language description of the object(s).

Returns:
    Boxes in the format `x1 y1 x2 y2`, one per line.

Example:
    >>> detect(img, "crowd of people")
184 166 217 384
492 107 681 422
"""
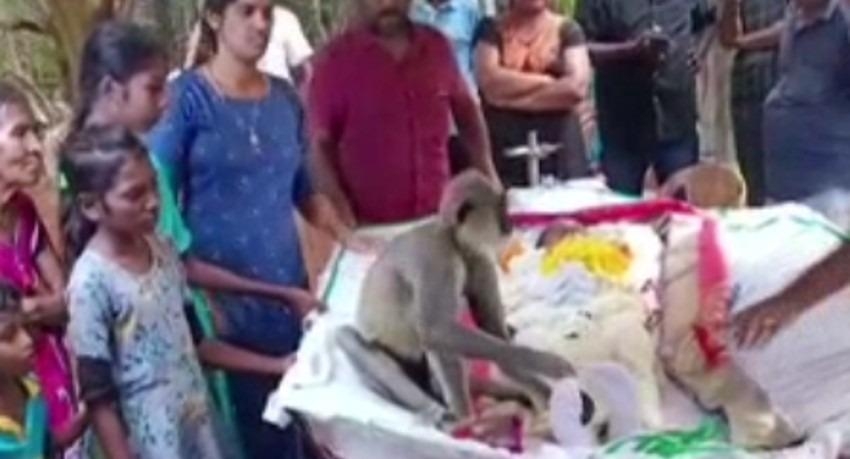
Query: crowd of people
0 0 847 457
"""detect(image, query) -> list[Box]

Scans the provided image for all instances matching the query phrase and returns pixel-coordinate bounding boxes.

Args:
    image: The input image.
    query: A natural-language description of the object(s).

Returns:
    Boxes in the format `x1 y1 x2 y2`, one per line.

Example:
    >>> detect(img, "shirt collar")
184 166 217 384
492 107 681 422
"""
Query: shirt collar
791 0 840 30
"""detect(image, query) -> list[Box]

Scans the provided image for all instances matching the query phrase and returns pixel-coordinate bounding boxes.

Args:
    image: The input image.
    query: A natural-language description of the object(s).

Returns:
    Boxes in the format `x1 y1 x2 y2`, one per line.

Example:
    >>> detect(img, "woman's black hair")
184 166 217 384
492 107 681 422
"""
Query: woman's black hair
61 125 148 259
193 0 239 68
73 20 166 131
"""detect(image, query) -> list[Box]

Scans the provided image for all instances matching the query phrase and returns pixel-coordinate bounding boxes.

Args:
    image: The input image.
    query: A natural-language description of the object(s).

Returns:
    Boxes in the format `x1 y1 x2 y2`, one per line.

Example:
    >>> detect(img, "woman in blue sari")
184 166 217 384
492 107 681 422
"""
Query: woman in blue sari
148 0 356 457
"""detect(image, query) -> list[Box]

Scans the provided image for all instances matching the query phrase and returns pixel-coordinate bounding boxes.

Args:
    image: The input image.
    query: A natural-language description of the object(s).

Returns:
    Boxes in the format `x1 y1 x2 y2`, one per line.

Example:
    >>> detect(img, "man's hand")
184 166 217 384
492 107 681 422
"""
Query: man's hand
732 295 806 349
633 29 671 66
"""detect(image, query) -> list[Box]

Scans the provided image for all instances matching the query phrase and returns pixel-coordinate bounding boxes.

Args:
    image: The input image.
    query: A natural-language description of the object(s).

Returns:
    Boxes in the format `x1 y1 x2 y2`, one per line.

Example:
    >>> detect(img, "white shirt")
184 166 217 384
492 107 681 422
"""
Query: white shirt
258 6 313 81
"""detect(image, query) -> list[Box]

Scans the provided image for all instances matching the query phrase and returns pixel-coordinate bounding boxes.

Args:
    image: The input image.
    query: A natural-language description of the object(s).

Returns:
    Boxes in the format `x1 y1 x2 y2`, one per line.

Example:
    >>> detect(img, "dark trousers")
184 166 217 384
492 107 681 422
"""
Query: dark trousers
601 134 699 196
220 299 317 459
732 100 767 206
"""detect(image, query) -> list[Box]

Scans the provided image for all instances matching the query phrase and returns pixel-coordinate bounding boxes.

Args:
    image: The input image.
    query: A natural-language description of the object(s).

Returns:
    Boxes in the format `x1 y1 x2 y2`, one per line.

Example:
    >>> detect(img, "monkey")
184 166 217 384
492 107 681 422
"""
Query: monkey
335 170 575 428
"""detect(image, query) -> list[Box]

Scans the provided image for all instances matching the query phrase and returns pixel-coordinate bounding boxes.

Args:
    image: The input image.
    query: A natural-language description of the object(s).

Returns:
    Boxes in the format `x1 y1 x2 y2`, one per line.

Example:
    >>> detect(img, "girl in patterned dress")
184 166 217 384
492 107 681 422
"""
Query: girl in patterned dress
63 126 228 459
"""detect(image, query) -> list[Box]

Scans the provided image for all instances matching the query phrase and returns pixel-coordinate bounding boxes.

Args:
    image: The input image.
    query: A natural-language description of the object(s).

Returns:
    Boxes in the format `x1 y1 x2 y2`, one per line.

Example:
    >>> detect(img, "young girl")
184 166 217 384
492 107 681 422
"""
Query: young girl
0 82 84 454
63 126 228 459
0 281 49 458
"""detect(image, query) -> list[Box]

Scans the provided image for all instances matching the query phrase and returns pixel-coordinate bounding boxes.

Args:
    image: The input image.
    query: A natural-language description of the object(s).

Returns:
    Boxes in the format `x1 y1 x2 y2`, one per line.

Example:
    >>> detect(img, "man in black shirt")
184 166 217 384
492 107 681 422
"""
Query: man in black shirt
576 0 713 195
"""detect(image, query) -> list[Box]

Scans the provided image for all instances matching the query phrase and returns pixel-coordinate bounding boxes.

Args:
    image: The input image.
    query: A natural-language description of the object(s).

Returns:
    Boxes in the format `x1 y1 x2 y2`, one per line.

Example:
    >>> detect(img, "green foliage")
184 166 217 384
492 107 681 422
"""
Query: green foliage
0 0 355 115
0 0 201 120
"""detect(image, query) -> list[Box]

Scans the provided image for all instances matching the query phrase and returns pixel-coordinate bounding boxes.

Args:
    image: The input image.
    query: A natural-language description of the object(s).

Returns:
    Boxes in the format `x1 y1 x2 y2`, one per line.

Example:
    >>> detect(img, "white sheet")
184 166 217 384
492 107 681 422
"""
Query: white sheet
265 190 850 459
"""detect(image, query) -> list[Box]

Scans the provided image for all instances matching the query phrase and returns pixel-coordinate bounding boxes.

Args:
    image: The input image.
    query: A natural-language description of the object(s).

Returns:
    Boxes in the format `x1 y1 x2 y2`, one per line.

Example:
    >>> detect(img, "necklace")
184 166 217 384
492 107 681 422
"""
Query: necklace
204 65 266 154
248 103 262 154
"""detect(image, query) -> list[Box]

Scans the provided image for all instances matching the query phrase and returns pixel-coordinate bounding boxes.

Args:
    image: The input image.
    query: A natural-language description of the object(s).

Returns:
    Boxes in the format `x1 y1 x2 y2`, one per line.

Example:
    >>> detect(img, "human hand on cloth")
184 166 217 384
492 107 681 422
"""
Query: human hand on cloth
451 398 530 453
732 294 806 349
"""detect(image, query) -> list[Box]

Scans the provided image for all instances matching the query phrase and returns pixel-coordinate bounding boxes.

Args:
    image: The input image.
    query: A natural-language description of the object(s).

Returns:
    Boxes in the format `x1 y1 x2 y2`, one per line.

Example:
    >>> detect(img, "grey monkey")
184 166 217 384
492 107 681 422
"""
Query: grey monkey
335 171 575 427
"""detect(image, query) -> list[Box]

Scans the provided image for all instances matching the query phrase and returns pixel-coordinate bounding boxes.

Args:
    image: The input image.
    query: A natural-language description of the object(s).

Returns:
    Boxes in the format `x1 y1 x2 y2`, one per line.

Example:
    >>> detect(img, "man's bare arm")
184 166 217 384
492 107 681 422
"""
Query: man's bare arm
719 0 784 51
776 243 850 311
310 134 357 227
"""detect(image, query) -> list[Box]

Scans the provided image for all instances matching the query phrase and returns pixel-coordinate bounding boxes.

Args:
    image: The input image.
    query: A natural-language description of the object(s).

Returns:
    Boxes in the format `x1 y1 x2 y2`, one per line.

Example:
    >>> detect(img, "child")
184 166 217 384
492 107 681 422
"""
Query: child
63 126 227 458
0 281 82 459
0 280 49 458
0 279 86 458
0 81 83 454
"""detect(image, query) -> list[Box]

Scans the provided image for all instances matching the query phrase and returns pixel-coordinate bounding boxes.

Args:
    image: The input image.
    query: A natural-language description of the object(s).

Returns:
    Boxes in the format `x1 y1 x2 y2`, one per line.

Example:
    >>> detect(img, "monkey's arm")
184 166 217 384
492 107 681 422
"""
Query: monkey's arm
461 258 558 405
413 260 571 379
464 256 510 339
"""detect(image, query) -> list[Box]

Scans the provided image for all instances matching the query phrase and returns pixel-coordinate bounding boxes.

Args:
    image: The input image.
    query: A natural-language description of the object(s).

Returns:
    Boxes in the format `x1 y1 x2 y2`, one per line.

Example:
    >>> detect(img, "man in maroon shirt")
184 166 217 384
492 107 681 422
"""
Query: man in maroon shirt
308 0 499 225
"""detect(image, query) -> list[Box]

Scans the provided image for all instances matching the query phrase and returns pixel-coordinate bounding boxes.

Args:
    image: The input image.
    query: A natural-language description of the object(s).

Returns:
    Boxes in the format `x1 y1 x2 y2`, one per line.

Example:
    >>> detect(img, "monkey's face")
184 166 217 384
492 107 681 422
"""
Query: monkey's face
456 194 513 254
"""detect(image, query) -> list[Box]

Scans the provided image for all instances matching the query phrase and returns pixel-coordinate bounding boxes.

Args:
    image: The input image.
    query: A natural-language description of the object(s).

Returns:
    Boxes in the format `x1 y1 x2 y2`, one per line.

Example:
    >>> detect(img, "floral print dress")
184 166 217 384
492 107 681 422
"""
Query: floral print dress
67 237 227 459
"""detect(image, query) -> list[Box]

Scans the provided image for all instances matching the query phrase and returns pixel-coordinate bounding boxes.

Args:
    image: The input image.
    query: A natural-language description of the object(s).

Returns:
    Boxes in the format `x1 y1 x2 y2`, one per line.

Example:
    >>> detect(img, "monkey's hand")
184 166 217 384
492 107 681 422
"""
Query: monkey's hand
425 403 458 431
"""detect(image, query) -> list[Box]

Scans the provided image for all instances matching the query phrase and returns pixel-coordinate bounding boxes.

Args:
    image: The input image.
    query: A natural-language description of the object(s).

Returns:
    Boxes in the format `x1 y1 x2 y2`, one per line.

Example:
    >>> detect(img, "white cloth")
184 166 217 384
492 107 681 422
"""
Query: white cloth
696 32 738 164
266 190 850 458
258 6 313 81
719 205 850 438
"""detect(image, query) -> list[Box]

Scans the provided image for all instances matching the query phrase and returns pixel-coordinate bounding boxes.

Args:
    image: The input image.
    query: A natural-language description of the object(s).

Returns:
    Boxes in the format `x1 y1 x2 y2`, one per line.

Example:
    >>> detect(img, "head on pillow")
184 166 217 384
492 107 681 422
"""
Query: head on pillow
536 219 585 250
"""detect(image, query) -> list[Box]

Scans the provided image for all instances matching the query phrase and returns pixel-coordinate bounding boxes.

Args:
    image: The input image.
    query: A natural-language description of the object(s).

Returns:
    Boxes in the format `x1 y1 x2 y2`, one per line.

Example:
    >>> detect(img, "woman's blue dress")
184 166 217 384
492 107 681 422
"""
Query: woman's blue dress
149 70 312 459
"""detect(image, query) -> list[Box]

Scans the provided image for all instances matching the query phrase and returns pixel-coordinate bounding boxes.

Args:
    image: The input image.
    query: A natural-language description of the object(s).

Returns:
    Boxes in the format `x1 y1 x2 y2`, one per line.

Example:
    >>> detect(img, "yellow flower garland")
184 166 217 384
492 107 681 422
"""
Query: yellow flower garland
541 235 633 283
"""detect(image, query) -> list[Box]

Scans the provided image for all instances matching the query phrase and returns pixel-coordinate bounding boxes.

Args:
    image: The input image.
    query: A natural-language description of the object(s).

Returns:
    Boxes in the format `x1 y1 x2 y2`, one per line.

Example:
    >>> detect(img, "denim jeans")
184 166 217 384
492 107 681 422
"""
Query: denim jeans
601 134 699 196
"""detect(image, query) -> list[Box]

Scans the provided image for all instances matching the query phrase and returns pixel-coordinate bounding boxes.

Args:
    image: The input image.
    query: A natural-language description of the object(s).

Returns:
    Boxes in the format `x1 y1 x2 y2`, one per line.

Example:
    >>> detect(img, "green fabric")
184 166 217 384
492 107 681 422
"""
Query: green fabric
189 290 243 457
602 420 752 458
0 380 48 459
151 156 193 254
